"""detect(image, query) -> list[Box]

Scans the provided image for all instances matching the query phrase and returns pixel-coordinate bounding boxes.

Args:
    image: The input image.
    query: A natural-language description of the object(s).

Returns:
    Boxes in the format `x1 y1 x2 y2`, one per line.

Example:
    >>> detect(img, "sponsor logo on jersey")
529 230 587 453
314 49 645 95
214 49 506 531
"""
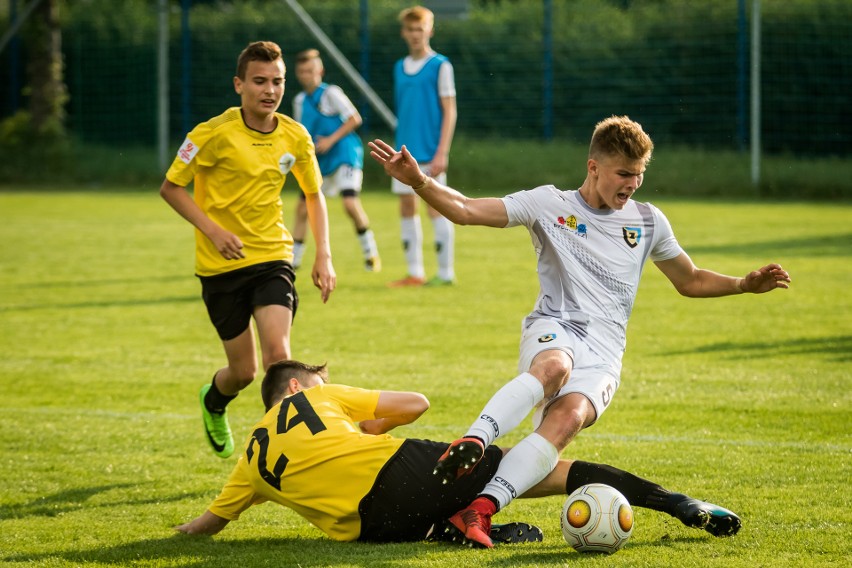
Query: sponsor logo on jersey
279 152 296 174
622 226 641 248
555 214 588 238
538 333 556 343
177 137 199 164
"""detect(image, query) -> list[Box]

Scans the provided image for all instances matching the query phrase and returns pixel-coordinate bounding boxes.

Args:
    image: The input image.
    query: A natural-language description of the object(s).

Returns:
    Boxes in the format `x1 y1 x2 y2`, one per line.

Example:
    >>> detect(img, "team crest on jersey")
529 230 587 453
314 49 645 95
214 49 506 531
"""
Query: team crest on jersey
623 226 641 248
279 152 296 174
176 137 199 164
555 214 588 238
538 333 557 343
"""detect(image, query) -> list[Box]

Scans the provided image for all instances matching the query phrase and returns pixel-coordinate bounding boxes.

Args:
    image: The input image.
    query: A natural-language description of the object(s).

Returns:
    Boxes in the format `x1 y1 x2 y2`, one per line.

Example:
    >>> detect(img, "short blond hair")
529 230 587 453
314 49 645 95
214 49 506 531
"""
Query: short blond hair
399 5 434 28
589 115 654 165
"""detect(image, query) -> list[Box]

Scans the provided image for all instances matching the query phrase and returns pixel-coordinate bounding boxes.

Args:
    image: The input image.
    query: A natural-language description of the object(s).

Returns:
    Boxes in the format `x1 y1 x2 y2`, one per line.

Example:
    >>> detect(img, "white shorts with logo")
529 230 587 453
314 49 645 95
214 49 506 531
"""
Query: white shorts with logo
517 318 622 428
321 164 363 197
391 163 447 195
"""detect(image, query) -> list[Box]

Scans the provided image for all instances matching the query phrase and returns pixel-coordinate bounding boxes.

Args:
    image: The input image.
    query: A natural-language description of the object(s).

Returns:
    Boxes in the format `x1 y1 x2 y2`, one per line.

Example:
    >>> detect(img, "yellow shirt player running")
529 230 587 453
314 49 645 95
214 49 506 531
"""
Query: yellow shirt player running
175 361 742 546
160 41 336 461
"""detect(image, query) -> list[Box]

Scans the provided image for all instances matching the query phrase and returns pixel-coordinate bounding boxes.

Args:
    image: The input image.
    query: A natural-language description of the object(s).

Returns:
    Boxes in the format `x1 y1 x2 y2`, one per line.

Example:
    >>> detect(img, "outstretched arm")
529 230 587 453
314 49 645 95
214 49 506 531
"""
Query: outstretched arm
359 391 430 435
655 253 791 297
174 510 230 536
368 139 508 228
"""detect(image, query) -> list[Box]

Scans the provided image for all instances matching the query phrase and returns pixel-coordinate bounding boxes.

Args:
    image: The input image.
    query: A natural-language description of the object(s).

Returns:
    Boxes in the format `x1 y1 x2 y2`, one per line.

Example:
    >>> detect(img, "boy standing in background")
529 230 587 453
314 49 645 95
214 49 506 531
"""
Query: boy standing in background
291 49 381 273
390 5 458 287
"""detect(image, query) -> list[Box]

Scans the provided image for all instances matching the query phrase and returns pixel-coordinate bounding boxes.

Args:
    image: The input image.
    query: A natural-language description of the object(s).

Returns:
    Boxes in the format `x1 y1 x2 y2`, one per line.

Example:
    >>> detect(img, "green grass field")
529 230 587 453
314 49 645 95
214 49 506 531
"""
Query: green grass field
0 189 849 567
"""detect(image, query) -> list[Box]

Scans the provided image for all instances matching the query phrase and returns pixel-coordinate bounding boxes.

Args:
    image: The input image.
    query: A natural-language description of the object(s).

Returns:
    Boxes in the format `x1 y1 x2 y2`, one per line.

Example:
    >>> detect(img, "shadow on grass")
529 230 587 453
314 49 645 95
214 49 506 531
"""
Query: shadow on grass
0 483 207 520
0 295 198 313
660 335 852 362
2 533 711 567
5 274 188 289
686 233 852 258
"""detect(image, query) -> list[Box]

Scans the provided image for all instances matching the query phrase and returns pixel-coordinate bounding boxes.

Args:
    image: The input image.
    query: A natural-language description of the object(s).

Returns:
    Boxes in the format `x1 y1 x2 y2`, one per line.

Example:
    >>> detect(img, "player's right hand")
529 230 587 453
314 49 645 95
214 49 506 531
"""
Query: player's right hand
209 227 245 260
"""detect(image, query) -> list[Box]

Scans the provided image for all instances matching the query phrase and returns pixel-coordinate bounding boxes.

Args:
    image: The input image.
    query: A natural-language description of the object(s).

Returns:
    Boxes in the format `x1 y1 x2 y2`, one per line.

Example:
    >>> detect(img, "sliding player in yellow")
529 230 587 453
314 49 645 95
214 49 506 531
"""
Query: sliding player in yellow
160 41 336 459
175 360 746 547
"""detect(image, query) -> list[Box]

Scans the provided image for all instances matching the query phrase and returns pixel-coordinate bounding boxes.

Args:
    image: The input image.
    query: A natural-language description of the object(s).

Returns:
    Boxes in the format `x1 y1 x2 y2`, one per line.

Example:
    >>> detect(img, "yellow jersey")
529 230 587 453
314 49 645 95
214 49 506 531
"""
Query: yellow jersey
208 383 405 541
166 107 322 276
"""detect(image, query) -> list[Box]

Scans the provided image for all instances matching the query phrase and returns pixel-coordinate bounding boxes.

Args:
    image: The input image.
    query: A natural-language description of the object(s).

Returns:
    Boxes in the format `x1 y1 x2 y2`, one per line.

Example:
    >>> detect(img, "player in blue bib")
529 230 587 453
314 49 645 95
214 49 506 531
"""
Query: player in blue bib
388 6 458 287
291 49 381 273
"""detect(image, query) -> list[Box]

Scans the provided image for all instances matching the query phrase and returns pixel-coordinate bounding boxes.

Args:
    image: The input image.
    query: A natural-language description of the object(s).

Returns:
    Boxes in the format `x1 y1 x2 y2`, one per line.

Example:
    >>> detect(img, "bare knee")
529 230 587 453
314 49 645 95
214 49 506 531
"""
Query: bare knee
529 351 572 397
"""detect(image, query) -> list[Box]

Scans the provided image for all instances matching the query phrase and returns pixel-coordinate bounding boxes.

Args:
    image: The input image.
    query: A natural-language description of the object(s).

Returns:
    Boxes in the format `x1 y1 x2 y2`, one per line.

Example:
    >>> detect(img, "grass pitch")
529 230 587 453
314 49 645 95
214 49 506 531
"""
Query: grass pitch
0 189 849 567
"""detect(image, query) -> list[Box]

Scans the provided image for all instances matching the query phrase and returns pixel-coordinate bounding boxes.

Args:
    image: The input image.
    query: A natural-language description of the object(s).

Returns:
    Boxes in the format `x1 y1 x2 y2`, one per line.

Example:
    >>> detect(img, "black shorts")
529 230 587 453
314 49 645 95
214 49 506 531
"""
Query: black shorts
357 439 503 542
198 261 298 341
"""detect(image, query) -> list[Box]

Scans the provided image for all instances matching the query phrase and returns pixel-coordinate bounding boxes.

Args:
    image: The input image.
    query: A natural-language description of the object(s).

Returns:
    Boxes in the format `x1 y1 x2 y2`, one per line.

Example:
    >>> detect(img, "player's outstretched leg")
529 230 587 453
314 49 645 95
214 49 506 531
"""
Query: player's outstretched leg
673 496 742 537
448 496 497 549
433 437 485 484
199 384 234 458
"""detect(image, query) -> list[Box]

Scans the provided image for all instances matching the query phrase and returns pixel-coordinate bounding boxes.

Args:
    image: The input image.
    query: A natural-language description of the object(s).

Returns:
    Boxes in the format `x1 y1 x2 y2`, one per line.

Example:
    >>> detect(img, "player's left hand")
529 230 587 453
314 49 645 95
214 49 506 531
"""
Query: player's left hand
741 263 791 293
368 139 428 188
315 136 333 155
312 257 336 303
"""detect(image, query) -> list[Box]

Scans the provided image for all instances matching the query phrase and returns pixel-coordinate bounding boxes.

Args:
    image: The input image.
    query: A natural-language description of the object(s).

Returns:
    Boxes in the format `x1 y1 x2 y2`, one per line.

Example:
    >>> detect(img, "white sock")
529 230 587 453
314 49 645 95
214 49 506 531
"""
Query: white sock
465 372 544 446
400 216 424 278
292 241 306 269
482 432 559 510
431 215 455 281
358 229 379 259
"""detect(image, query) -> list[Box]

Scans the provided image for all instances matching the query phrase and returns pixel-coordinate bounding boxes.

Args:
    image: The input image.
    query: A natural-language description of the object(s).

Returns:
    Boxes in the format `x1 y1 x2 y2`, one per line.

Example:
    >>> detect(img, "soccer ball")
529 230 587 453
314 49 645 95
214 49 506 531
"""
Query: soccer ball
561 483 634 554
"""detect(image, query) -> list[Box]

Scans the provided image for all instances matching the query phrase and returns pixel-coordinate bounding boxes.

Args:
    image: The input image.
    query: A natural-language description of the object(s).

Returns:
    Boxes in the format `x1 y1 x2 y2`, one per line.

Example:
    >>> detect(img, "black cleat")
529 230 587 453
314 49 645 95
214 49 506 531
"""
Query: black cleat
432 437 485 484
674 498 742 537
490 522 544 544
428 520 543 548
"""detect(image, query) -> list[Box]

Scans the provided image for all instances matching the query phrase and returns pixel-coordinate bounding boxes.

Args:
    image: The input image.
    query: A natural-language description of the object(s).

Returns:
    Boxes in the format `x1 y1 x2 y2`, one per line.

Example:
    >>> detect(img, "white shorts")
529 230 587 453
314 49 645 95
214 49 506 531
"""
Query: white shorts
517 318 622 428
321 164 363 197
391 163 447 195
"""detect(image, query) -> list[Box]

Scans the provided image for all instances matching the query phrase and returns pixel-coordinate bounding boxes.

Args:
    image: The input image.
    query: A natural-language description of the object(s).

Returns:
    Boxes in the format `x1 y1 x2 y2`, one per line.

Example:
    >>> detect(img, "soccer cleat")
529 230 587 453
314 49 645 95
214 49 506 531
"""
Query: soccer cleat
387 275 426 288
489 522 544 544
427 520 542 547
673 497 742 537
199 384 234 458
433 437 485 484
365 256 382 272
448 497 496 549
424 276 454 287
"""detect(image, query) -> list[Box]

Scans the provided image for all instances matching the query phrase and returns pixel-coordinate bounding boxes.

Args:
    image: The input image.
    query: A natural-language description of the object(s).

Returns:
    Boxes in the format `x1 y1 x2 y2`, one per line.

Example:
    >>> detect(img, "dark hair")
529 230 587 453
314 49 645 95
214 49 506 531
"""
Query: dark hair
261 360 328 411
236 41 283 80
295 48 321 65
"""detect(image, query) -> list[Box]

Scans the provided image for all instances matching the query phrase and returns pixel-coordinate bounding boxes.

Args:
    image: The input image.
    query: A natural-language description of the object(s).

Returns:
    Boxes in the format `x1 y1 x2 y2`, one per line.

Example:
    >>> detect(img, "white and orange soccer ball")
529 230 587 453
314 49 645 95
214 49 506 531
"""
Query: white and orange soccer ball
561 483 634 554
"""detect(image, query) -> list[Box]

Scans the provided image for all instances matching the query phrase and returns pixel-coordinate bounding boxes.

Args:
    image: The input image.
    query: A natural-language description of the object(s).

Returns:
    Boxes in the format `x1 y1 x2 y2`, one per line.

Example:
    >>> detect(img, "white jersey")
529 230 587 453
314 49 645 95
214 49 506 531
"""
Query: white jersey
503 186 683 363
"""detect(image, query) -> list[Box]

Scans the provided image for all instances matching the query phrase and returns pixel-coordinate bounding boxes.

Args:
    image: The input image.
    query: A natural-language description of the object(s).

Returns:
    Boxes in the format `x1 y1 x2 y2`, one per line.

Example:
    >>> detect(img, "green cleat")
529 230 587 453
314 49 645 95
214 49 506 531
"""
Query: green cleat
199 384 234 458
424 276 455 287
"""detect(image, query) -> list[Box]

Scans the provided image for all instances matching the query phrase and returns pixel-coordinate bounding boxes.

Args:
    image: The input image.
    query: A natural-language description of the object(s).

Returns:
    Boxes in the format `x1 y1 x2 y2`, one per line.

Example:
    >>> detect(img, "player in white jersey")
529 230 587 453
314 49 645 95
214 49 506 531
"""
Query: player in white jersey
368 115 791 548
